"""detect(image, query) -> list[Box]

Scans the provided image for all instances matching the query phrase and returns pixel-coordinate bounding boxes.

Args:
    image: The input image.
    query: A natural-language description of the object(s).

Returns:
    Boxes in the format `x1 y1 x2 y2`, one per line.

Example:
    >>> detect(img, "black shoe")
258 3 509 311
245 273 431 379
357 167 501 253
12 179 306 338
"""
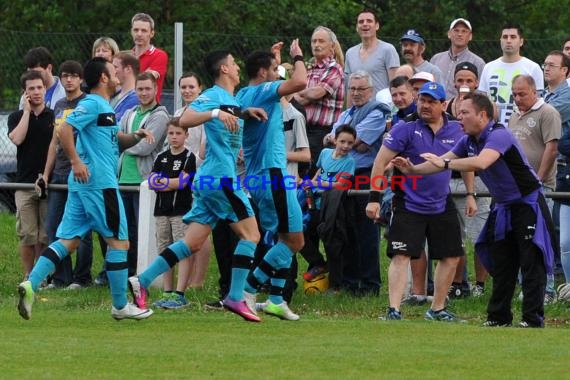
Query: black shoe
460 282 471 297
447 284 465 299
482 320 511 327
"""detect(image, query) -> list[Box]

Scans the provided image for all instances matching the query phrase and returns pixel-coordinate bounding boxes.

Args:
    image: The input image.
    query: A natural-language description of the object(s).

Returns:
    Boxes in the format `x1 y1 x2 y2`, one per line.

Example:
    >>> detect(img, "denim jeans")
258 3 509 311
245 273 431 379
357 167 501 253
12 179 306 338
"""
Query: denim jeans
559 204 570 282
542 187 556 294
45 174 93 286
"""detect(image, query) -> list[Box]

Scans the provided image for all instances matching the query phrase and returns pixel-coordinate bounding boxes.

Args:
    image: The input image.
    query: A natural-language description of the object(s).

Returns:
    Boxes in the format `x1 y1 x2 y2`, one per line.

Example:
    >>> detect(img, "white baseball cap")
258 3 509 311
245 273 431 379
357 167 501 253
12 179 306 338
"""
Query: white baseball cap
408 72 435 84
449 18 472 31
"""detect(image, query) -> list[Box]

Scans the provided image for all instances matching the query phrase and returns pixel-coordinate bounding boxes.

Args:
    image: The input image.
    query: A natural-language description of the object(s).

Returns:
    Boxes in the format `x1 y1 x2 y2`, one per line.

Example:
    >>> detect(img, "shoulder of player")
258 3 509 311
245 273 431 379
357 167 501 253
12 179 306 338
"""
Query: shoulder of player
78 94 100 107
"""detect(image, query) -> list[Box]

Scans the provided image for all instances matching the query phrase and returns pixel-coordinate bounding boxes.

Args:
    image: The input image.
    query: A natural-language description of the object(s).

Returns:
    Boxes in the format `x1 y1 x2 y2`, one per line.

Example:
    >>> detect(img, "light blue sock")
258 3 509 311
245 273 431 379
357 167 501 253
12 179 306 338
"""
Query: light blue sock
228 240 256 301
269 255 292 305
29 241 68 291
243 279 257 294
250 241 292 291
139 240 191 288
105 249 128 309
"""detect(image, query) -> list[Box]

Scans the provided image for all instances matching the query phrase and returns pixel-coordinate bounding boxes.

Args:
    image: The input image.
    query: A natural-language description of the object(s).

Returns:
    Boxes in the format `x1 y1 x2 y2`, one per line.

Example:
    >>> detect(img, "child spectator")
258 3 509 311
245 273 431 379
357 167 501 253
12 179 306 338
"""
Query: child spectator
312 125 356 189
151 117 196 309
310 124 356 291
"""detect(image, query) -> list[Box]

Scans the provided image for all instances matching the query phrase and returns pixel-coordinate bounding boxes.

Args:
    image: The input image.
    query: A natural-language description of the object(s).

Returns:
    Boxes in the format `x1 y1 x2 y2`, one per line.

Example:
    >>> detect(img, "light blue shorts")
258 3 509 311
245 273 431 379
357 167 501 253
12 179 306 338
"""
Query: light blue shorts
56 188 128 240
248 168 303 234
183 177 255 228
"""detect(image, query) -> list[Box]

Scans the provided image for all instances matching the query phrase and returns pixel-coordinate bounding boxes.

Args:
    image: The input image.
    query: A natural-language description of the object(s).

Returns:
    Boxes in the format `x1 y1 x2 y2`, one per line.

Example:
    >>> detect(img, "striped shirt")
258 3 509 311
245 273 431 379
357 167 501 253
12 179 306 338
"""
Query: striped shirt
305 56 345 128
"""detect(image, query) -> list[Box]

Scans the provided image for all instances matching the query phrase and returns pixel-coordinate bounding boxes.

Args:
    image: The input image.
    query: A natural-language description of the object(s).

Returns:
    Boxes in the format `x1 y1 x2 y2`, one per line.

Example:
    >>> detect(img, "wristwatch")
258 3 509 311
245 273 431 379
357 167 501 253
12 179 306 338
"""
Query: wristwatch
443 158 451 169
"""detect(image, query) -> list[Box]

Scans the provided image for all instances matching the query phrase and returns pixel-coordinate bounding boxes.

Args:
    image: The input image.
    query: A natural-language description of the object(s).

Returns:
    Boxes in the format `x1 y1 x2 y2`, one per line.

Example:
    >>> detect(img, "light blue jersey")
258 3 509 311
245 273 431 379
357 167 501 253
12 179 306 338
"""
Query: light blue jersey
316 148 355 183
190 85 243 179
65 94 120 191
237 81 285 174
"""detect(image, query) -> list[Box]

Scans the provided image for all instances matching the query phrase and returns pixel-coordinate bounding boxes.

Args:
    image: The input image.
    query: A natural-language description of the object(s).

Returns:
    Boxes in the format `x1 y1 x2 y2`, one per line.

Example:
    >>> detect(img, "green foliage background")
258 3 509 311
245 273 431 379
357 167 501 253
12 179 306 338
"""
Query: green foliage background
0 0 568 109
1 0 567 41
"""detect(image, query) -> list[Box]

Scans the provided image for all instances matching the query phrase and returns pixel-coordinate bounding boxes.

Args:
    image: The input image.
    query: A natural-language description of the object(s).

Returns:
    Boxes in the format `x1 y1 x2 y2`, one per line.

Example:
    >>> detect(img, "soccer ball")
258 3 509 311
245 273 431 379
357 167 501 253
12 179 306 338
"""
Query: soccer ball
303 274 329 294
557 283 570 302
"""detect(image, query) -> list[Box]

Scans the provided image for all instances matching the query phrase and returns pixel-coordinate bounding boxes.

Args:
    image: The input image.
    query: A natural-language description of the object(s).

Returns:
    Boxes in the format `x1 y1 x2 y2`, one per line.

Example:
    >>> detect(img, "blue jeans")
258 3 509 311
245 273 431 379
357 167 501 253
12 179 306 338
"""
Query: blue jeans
45 174 93 286
559 204 570 282
542 187 555 294
121 190 139 277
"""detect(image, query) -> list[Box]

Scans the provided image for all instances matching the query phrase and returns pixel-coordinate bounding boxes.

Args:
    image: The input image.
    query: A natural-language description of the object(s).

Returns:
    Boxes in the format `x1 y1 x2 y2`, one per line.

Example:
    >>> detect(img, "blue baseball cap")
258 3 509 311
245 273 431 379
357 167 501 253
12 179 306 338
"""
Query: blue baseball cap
418 82 446 101
400 29 424 44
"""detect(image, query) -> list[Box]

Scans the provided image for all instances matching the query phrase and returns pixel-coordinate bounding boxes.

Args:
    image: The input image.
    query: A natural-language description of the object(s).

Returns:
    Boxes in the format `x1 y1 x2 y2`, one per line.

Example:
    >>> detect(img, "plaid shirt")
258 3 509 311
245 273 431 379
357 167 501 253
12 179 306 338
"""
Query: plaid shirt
305 56 345 128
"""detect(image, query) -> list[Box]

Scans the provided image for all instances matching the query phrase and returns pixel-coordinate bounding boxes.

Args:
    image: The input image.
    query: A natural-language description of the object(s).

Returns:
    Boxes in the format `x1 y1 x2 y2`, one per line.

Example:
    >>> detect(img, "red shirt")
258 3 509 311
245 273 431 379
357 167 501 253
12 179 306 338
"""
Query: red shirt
136 45 168 102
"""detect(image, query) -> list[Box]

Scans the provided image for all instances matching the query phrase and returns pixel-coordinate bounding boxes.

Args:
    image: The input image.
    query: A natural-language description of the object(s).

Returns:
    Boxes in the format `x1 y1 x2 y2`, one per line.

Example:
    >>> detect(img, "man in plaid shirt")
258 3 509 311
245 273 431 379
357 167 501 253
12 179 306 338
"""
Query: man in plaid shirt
295 26 345 177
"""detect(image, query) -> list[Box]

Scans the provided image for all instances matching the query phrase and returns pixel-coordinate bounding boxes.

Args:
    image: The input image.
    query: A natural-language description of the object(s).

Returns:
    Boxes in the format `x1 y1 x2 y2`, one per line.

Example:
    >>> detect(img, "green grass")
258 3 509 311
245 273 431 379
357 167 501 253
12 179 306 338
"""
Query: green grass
1 212 569 379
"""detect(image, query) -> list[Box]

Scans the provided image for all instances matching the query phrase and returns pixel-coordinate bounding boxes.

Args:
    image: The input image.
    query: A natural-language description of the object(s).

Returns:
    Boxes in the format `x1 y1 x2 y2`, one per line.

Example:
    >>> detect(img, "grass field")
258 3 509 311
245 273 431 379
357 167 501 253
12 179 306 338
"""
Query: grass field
1 212 568 379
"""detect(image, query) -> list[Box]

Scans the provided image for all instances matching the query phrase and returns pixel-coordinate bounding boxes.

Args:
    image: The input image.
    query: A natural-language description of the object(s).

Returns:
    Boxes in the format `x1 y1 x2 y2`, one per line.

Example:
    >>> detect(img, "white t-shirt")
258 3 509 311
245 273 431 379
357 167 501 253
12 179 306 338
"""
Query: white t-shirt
345 39 400 93
478 57 544 125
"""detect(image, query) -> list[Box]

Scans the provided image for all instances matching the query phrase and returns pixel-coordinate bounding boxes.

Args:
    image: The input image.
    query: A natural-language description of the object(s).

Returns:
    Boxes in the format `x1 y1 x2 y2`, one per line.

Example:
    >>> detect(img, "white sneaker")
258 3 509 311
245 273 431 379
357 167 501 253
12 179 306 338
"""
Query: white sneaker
111 303 153 321
471 284 485 297
557 283 570 301
243 291 258 315
66 283 83 290
544 291 557 305
262 300 300 321
255 301 267 312
401 294 428 305
39 283 57 291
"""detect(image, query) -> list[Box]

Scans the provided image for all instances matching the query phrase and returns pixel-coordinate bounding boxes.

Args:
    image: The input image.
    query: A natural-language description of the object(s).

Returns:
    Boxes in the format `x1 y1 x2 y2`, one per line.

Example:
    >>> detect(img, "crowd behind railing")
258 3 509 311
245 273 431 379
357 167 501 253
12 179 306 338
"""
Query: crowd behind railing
6 11 570 326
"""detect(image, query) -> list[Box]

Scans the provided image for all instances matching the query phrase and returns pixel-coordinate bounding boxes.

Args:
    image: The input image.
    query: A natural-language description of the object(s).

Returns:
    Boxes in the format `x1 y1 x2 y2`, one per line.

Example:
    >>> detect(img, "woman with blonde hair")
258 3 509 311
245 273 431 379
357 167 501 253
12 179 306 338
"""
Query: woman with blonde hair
92 37 120 62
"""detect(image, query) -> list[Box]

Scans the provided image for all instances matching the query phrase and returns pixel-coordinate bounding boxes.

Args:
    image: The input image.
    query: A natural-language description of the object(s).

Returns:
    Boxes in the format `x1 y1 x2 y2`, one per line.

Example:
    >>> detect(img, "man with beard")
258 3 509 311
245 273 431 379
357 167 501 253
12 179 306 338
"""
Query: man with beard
17 57 154 321
400 29 442 83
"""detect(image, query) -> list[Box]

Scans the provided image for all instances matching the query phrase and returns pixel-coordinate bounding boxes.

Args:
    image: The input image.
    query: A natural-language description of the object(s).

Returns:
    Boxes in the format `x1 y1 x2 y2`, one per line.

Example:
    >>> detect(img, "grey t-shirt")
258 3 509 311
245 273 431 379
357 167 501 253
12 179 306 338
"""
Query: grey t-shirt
345 39 400 93
415 60 444 84
52 93 86 177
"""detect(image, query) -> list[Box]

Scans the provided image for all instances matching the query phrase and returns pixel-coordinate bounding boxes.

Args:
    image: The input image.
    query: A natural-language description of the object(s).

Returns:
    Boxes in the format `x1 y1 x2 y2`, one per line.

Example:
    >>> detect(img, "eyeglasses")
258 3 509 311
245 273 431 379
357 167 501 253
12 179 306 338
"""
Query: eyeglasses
61 73 80 79
348 86 371 93
541 63 561 69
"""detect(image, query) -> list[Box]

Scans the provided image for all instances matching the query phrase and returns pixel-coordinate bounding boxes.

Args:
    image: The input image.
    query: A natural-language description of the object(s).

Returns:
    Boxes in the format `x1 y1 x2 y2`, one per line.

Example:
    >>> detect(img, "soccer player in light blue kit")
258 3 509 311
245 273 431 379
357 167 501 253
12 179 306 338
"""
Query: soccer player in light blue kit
236 40 307 320
17 57 154 321
128 50 267 322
